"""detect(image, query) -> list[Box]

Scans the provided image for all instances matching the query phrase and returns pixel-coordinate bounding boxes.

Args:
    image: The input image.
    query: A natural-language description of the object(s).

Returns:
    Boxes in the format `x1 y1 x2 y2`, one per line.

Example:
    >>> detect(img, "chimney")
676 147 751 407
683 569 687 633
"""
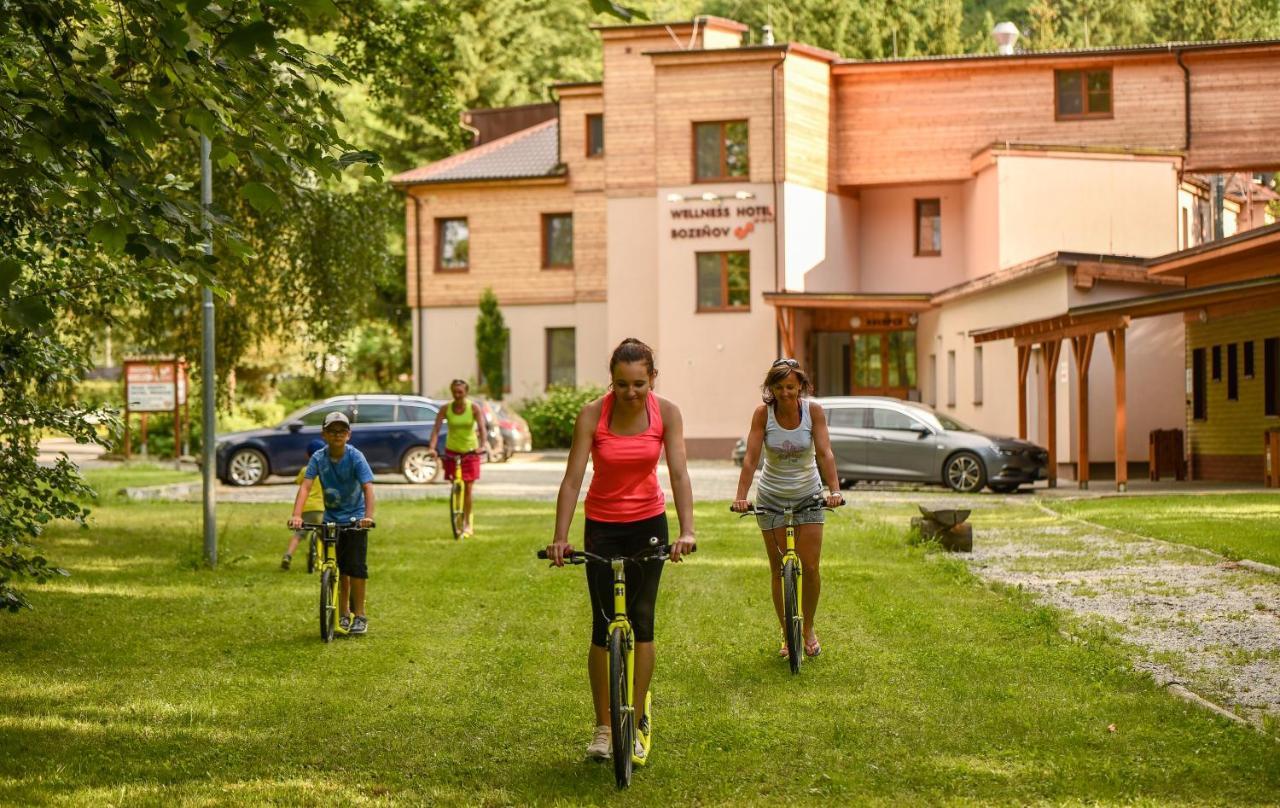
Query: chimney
992 22 1020 55
761 25 775 46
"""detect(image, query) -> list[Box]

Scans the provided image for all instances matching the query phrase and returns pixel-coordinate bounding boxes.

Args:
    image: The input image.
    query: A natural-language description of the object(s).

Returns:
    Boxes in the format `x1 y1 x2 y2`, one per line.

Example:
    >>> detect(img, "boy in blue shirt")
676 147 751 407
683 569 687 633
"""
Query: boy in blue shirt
289 412 376 635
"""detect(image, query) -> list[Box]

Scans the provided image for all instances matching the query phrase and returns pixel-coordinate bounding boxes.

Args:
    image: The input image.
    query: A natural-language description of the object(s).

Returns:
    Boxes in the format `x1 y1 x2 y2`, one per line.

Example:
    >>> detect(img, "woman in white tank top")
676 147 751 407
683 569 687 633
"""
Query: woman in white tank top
731 359 844 659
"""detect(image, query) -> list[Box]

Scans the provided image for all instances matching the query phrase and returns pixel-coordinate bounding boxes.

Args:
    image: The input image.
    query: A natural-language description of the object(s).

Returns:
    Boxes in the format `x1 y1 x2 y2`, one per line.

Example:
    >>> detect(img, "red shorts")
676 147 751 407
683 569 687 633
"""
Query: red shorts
442 451 481 483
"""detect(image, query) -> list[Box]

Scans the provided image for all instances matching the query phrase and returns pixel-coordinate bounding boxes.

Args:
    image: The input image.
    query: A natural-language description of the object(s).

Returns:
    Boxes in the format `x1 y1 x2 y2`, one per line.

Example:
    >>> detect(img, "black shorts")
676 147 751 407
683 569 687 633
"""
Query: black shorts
584 512 668 647
337 528 368 579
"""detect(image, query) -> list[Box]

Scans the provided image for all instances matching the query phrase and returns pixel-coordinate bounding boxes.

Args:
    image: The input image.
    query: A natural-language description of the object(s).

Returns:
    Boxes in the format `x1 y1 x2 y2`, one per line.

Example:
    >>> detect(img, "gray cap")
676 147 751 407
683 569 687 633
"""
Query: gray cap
322 411 351 429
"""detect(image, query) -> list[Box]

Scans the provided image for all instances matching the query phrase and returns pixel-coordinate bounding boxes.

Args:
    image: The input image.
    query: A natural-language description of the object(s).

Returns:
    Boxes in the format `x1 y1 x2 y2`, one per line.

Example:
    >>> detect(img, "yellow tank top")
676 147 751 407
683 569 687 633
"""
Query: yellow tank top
444 399 478 453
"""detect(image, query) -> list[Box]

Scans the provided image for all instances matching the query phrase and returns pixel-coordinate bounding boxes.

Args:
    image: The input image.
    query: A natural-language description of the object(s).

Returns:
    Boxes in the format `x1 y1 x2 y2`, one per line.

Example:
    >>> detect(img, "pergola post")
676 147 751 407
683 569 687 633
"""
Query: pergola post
1071 334 1095 489
1016 344 1031 439
1040 339 1062 488
1106 327 1127 492
776 307 796 359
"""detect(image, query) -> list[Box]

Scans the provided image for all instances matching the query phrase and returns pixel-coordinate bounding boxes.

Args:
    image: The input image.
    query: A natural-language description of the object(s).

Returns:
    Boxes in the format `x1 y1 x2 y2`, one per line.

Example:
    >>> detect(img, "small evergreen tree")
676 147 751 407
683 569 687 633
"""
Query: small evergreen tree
475 288 509 400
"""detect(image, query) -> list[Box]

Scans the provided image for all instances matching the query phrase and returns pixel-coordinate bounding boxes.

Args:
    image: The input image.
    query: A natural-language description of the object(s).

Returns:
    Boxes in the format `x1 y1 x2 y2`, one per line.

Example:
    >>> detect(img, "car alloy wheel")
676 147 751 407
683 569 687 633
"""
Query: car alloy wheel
401 446 439 484
944 452 985 493
227 448 267 486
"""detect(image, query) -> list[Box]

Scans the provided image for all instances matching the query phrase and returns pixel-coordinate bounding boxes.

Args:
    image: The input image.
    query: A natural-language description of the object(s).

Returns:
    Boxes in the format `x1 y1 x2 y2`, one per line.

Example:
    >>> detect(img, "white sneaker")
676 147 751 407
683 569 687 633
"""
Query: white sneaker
586 724 611 760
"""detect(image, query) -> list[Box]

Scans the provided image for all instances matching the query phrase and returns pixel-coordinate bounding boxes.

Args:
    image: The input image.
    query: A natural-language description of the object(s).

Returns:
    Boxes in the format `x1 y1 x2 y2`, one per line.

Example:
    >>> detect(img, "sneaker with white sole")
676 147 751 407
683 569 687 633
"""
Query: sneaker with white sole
632 692 652 766
349 615 368 635
337 615 351 635
586 724 611 760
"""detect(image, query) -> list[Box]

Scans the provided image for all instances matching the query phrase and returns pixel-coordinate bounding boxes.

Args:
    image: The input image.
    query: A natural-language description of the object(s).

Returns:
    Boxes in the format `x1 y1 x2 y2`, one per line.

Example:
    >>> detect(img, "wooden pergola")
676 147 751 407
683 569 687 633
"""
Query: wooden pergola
972 274 1280 491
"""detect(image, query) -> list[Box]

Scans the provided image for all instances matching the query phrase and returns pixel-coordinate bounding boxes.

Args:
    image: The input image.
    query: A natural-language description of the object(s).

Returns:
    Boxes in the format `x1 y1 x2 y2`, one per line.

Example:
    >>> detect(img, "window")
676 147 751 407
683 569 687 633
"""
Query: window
586 113 604 157
1227 343 1238 401
436 218 469 272
915 199 941 256
973 346 984 405
1266 337 1280 417
927 354 937 407
398 404 437 423
1055 68 1112 119
870 408 923 431
693 121 749 182
353 403 396 423
546 328 575 388
1212 344 1222 380
887 331 917 388
696 251 750 311
1192 347 1207 421
946 350 957 407
825 406 865 429
301 403 351 426
1244 340 1255 378
542 213 573 268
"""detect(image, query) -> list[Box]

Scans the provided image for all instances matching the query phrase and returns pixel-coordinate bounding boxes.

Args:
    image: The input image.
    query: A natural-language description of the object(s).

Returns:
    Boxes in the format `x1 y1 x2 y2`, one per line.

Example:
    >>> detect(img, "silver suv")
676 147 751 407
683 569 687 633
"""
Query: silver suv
819 397 1047 493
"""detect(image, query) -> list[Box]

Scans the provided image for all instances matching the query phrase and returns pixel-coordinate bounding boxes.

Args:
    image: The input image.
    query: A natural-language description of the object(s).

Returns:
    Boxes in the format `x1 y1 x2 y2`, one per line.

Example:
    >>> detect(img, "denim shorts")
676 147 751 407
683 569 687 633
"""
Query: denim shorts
754 488 826 531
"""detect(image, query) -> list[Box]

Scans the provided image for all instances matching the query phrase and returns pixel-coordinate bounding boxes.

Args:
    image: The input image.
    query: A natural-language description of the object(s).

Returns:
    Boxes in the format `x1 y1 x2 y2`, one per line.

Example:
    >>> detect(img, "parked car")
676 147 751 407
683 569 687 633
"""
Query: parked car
215 394 445 486
729 397 1047 493
818 397 1047 493
492 402 532 456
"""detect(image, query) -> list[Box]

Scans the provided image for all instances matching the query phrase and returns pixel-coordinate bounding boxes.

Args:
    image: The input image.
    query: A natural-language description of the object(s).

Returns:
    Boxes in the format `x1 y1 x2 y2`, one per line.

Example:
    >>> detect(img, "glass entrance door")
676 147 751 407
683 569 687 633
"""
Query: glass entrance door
852 331 916 398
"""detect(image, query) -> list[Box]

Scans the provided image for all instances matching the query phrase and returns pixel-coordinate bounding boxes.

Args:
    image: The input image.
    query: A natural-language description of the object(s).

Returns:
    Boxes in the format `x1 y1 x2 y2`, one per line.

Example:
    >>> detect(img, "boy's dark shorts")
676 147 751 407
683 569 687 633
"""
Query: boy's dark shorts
337 528 368 579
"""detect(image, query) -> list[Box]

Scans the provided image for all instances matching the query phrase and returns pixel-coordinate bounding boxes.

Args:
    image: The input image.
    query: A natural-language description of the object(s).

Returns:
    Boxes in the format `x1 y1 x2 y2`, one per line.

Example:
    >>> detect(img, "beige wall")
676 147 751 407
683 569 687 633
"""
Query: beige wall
655 182 778 446
783 183 858 292
994 153 1180 270
421 302 606 403
964 164 1000 277
605 196 659 349
858 182 968 293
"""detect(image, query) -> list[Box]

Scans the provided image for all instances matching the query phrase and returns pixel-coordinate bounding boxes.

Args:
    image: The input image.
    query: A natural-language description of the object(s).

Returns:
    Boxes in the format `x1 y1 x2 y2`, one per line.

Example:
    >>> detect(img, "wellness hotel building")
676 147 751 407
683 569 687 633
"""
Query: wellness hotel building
392 17 1280 485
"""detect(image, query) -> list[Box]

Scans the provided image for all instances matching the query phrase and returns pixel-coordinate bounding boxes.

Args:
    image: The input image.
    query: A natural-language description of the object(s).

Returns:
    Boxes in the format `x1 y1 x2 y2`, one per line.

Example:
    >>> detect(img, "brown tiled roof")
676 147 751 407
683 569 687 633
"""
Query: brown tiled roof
836 38 1280 67
390 119 562 186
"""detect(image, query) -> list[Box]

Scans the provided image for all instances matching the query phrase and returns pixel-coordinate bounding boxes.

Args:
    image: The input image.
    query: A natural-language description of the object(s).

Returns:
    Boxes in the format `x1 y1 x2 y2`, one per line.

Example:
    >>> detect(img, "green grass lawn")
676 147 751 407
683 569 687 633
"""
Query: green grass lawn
2 497 1277 805
77 464 202 506
1047 493 1280 567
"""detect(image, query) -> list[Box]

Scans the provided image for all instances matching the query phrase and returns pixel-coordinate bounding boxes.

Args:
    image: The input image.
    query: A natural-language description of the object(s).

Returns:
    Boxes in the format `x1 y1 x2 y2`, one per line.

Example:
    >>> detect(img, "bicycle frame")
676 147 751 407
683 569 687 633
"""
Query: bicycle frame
298 519 374 642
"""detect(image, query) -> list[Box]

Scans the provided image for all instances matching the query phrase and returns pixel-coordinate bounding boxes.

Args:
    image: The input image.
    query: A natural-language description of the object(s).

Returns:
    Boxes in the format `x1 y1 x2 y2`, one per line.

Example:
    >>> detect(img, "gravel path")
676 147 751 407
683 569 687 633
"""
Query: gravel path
964 501 1280 733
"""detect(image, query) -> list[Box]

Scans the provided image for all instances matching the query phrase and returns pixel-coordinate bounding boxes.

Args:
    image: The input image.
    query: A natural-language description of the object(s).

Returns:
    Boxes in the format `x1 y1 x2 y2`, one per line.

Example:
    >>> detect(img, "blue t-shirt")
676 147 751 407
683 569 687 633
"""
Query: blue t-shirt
304 446 374 523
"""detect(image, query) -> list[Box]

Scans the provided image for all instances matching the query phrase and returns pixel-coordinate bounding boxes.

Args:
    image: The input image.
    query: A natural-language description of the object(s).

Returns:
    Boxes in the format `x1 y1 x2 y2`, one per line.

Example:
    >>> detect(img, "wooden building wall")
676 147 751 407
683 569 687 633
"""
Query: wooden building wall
405 180 605 308
652 51 781 187
834 57 1187 186
1185 50 1280 171
1186 306 1280 480
557 87 604 192
782 52 833 192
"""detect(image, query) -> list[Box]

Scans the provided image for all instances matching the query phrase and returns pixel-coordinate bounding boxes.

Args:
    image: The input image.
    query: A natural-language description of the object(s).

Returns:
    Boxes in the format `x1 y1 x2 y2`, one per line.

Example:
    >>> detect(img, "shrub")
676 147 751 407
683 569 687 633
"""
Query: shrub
517 385 605 449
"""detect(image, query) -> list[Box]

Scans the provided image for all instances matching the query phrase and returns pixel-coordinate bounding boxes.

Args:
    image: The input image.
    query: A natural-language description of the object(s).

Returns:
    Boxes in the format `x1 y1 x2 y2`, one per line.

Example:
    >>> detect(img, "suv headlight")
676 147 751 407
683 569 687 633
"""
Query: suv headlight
997 447 1018 457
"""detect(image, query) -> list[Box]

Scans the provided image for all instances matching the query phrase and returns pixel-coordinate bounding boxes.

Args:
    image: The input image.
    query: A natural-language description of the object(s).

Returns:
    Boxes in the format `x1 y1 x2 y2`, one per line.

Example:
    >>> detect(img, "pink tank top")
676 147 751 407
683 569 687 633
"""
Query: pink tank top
584 392 666 522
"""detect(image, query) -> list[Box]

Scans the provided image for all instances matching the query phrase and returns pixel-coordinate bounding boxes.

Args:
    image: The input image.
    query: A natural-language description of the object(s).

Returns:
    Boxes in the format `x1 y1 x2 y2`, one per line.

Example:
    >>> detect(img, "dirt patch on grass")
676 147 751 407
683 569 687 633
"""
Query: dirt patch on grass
966 508 1280 732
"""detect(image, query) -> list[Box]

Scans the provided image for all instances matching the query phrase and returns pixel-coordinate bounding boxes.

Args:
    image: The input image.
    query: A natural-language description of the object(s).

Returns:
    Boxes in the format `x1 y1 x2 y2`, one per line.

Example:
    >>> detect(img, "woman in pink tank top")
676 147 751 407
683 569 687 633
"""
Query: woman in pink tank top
547 337 696 766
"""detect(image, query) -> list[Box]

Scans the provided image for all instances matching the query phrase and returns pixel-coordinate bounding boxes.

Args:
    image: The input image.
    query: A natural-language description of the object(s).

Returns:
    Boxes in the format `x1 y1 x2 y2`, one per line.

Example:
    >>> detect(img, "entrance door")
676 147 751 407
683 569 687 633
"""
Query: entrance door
852 330 916 398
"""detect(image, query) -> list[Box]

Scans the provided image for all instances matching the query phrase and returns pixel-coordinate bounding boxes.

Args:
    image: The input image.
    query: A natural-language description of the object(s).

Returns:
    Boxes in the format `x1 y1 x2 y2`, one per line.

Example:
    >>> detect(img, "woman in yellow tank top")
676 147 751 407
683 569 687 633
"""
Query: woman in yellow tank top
428 380 488 535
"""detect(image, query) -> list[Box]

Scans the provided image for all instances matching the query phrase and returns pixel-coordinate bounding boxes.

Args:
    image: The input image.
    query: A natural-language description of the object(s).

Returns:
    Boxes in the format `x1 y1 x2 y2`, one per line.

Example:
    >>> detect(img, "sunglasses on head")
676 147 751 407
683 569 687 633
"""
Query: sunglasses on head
772 358 800 368
450 379 468 387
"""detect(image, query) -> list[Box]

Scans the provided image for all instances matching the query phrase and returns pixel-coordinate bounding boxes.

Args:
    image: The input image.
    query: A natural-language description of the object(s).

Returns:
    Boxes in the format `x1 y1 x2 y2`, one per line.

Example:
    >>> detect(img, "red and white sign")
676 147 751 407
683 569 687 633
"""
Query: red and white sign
125 362 187 412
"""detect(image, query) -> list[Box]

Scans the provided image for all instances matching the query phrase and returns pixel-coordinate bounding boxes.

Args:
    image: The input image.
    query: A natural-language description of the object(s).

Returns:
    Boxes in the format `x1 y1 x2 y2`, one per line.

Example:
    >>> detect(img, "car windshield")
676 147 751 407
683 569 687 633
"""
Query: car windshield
934 412 976 432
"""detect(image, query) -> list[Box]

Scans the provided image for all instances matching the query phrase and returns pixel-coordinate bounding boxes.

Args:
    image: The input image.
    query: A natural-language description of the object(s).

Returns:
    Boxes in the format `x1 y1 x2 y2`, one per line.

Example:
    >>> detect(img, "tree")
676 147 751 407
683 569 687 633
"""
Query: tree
475 288 509 401
0 0 380 609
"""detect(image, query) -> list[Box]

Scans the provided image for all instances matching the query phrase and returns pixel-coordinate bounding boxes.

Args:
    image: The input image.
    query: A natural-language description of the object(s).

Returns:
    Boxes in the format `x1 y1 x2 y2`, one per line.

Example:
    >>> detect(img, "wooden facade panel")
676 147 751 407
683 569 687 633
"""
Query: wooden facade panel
783 53 832 192
835 60 1185 186
653 60 779 187
573 190 607 299
1186 306 1280 458
1186 52 1280 170
602 35 667 193
407 183 603 307
558 93 604 191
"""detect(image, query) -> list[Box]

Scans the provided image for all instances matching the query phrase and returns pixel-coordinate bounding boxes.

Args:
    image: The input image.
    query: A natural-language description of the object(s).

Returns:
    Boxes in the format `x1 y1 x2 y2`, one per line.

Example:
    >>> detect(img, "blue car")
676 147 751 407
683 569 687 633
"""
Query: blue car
215 394 446 486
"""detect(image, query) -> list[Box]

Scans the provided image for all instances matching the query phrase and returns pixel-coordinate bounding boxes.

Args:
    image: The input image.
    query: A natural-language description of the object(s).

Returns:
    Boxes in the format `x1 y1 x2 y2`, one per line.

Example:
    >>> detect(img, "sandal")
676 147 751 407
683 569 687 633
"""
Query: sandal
804 635 822 658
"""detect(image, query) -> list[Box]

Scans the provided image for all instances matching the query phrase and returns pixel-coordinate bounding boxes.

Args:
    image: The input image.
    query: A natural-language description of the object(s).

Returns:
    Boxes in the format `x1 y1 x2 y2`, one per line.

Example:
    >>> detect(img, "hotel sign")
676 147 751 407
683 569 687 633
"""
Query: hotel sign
668 203 774 240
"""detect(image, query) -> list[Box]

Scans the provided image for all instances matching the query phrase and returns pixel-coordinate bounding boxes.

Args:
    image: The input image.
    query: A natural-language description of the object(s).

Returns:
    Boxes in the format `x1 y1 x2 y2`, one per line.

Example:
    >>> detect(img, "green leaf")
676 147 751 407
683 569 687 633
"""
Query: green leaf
223 21 275 58
0 259 20 299
589 0 648 21
293 0 339 21
88 221 129 254
239 181 281 213
2 296 55 330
